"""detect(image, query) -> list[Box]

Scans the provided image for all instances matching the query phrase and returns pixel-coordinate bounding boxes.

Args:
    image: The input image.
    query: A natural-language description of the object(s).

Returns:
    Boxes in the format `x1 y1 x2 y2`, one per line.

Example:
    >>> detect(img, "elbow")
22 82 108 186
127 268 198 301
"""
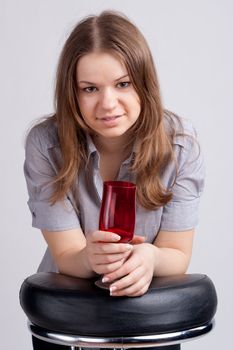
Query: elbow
170 249 191 275
179 253 191 274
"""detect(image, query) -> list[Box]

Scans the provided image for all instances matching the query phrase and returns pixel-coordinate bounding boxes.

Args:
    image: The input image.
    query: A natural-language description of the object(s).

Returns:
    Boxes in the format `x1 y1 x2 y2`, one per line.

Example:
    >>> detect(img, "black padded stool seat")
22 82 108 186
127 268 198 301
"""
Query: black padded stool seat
20 273 217 348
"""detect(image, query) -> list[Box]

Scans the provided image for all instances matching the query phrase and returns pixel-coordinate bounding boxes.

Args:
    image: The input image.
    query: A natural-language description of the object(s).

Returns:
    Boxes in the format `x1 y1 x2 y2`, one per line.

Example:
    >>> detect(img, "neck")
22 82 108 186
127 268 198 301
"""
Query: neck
92 133 133 155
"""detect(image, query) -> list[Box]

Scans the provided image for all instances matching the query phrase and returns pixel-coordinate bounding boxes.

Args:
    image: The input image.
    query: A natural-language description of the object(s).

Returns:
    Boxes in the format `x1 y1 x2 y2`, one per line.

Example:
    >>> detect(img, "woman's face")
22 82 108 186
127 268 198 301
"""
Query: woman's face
76 52 141 140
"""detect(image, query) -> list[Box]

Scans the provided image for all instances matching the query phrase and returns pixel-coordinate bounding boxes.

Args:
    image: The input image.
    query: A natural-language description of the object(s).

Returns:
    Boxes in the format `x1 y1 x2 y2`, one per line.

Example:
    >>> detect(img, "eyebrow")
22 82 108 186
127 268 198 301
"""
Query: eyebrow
78 74 129 85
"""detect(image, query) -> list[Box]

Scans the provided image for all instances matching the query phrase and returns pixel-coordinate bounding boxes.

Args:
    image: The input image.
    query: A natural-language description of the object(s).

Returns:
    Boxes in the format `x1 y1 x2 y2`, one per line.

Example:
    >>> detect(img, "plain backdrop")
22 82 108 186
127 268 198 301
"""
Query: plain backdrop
1 0 232 349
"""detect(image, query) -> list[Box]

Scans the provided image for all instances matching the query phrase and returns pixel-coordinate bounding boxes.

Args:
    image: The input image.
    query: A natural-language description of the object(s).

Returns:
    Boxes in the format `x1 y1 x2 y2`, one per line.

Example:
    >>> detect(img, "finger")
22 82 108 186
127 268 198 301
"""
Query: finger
110 273 150 297
111 283 149 297
103 253 139 282
94 242 133 254
93 250 131 265
90 230 121 243
131 235 145 245
109 265 142 291
96 258 126 275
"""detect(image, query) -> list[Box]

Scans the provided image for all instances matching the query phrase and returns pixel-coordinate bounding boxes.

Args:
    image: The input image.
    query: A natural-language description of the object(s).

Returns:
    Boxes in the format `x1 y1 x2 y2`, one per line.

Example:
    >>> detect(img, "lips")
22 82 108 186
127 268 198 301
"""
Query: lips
97 114 123 127
102 115 120 121
98 114 124 121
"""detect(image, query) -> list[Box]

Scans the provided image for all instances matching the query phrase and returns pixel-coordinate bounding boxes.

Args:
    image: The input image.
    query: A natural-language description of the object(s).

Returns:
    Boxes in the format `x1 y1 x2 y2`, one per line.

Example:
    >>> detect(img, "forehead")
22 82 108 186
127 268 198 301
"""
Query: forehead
76 52 128 81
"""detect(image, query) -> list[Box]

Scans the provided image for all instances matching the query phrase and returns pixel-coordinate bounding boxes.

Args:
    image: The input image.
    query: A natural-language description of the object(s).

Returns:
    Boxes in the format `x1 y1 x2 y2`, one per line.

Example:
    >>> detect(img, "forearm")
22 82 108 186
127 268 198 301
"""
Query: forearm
42 229 98 279
56 247 97 279
152 245 190 277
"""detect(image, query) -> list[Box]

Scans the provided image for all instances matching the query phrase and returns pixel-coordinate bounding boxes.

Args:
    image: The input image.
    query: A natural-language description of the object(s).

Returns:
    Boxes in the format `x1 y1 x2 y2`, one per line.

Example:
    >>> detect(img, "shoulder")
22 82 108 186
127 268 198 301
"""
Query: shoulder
25 116 60 152
164 111 198 151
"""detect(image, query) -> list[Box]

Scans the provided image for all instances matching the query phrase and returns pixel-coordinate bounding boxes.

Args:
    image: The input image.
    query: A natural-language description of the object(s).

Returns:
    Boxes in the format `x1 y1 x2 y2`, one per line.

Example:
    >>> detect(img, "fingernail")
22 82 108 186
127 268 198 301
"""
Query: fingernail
102 277 109 283
113 235 121 241
126 244 133 250
110 286 117 295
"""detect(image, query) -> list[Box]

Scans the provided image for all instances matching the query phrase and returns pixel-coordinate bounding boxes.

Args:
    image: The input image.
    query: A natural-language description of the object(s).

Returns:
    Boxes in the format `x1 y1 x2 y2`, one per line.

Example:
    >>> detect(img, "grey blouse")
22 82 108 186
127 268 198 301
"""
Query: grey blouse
24 116 205 273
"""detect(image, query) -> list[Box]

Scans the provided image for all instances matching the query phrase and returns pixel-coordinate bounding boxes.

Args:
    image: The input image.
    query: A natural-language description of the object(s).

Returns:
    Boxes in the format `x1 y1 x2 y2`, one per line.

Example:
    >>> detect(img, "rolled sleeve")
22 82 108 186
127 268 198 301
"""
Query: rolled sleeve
160 124 205 231
24 123 80 231
27 198 80 231
160 198 200 231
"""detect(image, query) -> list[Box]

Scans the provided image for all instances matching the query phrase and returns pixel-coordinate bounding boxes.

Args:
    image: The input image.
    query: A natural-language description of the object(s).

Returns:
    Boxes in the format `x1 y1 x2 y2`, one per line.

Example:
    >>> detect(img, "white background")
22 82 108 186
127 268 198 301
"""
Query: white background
1 0 232 349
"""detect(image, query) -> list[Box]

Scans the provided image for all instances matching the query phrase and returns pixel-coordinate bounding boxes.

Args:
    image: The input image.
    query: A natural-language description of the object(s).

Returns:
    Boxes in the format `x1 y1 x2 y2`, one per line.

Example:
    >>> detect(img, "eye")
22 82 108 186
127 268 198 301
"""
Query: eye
117 81 131 88
82 86 97 93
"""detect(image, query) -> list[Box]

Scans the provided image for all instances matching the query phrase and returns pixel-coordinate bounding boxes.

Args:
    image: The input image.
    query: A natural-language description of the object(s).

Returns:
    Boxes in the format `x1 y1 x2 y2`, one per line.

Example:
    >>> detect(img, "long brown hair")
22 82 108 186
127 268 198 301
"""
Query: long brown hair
49 10 181 209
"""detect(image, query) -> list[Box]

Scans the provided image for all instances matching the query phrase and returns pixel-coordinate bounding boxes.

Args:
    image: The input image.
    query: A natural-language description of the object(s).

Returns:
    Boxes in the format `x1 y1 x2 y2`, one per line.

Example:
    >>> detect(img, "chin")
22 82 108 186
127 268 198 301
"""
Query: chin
100 130 127 138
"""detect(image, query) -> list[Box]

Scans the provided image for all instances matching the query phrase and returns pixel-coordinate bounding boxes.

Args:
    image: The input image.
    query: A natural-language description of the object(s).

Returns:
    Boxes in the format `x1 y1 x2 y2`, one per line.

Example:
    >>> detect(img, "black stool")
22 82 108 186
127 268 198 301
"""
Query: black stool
19 273 217 349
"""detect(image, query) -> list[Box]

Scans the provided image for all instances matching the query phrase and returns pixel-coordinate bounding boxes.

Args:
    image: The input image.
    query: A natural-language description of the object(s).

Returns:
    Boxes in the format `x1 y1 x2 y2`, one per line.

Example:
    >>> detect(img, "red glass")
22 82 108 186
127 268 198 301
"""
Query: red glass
99 181 136 243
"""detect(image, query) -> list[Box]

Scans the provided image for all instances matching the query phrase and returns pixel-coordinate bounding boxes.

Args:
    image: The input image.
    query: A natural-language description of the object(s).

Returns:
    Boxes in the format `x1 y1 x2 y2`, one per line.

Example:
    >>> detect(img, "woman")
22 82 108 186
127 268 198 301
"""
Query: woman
24 10 204 350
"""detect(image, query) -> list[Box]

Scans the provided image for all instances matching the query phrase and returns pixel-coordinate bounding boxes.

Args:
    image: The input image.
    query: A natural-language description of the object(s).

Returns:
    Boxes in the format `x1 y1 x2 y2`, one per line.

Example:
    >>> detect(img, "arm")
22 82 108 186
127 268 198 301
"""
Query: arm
42 228 94 278
41 228 135 278
102 229 194 297
152 228 194 276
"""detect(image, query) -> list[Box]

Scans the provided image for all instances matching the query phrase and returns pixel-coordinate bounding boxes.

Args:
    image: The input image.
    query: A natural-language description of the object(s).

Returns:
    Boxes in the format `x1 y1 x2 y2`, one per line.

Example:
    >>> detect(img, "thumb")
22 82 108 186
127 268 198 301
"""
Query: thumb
131 235 145 245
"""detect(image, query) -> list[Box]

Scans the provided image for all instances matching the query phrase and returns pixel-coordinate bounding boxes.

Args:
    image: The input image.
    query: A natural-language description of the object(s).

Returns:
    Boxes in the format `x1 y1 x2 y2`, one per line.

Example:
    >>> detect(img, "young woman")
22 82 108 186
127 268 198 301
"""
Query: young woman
24 10 205 350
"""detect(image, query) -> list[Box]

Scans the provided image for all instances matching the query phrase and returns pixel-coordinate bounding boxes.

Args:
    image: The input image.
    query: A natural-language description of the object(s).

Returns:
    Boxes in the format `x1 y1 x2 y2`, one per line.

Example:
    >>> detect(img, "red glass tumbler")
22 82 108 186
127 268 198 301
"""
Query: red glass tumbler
95 181 136 290
99 181 136 243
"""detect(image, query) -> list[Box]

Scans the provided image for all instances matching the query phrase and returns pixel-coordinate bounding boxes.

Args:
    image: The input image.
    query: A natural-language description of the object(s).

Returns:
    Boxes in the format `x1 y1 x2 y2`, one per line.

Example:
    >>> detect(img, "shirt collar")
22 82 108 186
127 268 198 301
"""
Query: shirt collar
86 133 98 156
85 133 136 168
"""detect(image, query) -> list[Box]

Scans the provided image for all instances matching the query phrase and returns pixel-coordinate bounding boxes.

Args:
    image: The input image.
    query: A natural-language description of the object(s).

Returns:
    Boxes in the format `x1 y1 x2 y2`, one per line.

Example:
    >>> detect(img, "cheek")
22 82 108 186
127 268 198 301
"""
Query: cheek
129 92 141 114
78 96 94 116
132 98 141 116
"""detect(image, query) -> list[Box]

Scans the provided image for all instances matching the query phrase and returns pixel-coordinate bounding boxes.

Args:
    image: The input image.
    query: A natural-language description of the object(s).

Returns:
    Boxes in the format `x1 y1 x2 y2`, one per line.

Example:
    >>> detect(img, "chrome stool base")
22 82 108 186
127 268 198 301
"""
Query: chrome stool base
28 320 214 349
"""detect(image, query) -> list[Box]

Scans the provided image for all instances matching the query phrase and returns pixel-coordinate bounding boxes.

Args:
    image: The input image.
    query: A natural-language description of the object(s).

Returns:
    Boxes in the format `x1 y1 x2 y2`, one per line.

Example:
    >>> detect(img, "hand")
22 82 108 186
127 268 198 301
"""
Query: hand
84 230 133 275
130 235 145 245
102 243 157 297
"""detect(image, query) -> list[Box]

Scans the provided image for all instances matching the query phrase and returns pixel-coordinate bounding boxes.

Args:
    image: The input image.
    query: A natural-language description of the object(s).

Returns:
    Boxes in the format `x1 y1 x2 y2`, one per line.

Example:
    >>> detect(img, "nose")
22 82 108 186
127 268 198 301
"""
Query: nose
99 87 118 111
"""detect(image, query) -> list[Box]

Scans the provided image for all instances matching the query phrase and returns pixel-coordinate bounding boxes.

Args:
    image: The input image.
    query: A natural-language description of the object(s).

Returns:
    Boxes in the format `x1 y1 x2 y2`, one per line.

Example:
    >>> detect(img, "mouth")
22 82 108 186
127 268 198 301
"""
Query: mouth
96 114 124 128
98 115 122 121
